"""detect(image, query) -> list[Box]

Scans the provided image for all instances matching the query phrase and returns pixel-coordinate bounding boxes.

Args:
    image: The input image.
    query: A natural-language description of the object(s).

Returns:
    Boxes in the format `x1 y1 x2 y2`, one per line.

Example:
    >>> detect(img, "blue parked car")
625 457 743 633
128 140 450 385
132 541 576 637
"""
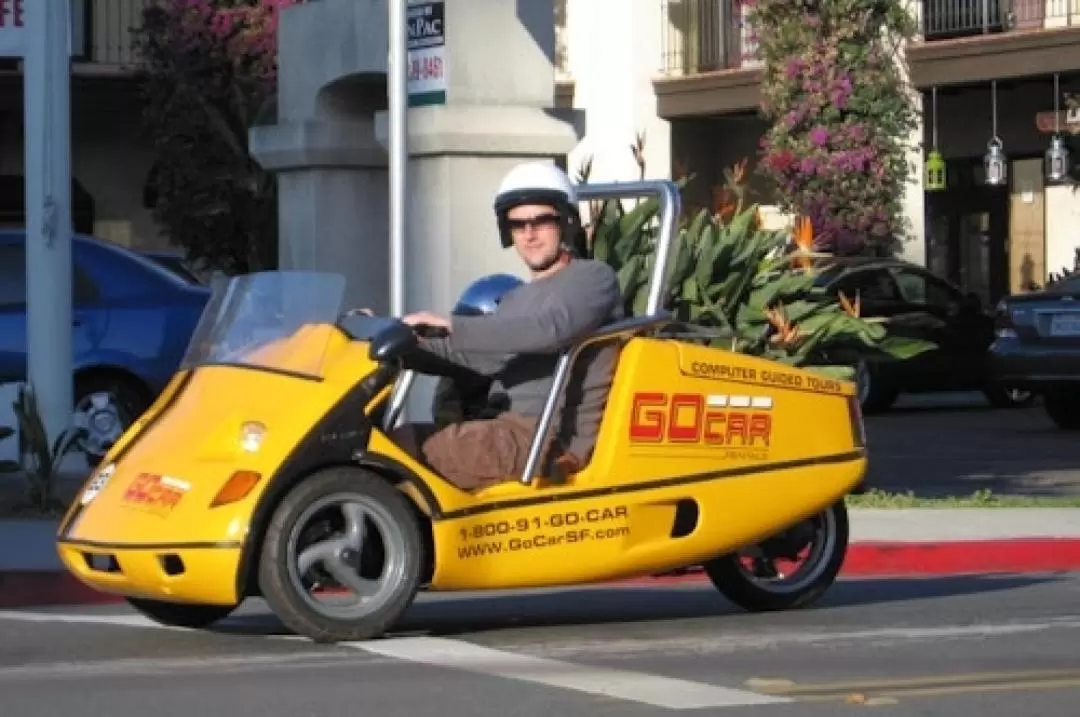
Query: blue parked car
0 230 210 462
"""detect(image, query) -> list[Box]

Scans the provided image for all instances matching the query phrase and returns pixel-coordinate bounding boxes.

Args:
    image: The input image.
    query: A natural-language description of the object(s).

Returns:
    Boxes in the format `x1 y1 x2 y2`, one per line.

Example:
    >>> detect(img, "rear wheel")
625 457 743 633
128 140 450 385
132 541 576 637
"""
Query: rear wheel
125 597 236 629
258 467 424 643
703 501 848 612
1045 389 1080 430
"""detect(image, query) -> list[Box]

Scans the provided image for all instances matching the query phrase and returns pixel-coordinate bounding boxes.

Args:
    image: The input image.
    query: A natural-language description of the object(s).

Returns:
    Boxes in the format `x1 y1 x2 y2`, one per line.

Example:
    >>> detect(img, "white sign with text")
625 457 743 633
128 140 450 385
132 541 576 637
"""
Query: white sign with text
407 0 445 107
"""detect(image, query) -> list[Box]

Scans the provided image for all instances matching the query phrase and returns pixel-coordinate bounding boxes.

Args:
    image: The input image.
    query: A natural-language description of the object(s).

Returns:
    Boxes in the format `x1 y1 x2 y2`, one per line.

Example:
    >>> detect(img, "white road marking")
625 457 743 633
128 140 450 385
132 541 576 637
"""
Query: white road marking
6 609 1080 708
0 610 171 629
348 635 791 709
0 651 374 681
496 616 1080 659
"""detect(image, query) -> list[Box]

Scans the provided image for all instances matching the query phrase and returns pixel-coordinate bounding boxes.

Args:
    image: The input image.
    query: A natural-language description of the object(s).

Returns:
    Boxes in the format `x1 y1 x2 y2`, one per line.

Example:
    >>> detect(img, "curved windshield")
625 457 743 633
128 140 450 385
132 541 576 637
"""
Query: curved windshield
180 270 347 379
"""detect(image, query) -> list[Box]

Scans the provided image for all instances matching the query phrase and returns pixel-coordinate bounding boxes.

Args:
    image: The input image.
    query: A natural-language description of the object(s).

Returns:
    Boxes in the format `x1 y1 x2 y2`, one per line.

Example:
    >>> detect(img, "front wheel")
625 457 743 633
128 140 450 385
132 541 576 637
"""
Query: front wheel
125 597 236 629
258 467 425 643
703 501 848 612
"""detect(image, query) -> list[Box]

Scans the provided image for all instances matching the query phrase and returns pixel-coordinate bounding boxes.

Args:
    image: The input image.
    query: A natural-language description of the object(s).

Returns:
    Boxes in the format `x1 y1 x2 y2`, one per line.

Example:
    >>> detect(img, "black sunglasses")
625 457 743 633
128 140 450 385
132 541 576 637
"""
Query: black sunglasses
506 213 561 231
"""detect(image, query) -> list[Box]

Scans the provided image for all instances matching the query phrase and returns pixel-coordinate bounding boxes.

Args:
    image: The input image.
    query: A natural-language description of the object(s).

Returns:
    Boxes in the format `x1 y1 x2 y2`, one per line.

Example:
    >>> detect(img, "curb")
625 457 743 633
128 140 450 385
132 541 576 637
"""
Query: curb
3 538 1080 609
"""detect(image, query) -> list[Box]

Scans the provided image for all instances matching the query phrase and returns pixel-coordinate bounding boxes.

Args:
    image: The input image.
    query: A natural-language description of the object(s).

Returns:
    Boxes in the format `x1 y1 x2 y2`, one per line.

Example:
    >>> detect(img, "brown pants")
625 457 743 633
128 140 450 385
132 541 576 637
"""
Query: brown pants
392 412 540 490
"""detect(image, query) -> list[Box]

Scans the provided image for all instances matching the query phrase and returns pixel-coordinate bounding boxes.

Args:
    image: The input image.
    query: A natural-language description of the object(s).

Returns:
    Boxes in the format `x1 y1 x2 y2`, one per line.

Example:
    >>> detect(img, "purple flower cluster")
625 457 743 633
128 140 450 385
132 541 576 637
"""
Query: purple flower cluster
747 0 916 255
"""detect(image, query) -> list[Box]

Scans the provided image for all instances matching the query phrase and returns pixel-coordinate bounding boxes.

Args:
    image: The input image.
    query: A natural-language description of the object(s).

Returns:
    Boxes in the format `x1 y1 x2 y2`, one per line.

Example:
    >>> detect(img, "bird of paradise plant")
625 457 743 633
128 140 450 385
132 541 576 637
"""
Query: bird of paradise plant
573 139 934 379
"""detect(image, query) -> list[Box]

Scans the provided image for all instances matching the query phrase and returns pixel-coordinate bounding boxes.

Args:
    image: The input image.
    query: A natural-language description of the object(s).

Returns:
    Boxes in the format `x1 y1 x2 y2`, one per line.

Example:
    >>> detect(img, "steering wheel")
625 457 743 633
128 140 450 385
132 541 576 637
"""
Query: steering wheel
412 323 449 339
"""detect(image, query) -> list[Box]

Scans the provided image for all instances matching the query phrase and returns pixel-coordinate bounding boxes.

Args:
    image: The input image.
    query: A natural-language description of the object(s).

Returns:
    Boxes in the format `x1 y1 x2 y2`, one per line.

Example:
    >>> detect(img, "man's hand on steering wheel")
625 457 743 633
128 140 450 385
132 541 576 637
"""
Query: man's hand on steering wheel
402 311 451 337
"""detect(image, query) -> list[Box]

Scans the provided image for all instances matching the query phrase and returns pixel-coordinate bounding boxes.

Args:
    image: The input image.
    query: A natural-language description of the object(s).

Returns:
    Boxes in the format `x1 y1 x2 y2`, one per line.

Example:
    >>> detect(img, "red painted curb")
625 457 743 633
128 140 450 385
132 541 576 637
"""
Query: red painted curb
3 538 1080 608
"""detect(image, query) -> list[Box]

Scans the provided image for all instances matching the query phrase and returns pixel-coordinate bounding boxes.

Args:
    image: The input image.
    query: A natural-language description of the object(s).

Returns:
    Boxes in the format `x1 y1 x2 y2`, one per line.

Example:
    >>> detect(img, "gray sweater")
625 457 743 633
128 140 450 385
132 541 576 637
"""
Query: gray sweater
420 258 624 461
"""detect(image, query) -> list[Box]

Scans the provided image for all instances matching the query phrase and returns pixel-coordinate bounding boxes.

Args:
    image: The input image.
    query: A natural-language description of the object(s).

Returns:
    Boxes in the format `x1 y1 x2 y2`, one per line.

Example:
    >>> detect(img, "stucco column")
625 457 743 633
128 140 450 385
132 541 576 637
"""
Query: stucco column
897 0 927 266
250 0 393 312
251 119 389 312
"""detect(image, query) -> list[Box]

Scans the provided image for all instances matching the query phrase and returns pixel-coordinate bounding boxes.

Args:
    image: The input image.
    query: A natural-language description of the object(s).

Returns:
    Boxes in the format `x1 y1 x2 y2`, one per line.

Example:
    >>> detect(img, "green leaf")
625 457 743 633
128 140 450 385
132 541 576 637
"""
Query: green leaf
875 335 938 360
805 364 857 381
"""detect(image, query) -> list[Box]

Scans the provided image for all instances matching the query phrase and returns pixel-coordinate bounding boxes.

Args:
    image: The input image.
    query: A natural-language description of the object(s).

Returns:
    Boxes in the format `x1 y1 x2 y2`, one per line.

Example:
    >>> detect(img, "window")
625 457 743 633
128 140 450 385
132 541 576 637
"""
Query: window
893 269 961 308
835 269 901 302
0 245 27 306
0 243 100 306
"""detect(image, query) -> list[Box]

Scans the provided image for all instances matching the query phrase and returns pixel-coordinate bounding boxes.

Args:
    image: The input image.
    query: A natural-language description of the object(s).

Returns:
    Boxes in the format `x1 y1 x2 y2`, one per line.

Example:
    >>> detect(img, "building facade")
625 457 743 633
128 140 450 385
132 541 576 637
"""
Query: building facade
556 0 1080 305
0 0 161 251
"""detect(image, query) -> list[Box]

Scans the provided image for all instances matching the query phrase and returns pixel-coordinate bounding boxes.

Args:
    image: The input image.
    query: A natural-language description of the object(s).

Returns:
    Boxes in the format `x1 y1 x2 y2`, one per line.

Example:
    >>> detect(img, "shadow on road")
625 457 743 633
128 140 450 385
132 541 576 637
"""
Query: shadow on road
208 572 1061 639
863 399 1080 499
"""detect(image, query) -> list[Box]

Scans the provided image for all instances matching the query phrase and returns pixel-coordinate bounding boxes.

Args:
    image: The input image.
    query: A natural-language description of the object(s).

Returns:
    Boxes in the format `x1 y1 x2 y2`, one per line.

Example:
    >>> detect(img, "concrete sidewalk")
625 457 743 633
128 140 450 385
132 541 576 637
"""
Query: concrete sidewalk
2 508 1080 608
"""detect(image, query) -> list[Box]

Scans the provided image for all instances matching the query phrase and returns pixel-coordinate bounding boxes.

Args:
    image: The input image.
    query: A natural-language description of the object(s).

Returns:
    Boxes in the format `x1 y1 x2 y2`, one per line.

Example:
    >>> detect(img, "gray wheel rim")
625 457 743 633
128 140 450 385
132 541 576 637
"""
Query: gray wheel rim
285 491 409 621
73 390 130 458
733 508 839 595
1004 386 1032 403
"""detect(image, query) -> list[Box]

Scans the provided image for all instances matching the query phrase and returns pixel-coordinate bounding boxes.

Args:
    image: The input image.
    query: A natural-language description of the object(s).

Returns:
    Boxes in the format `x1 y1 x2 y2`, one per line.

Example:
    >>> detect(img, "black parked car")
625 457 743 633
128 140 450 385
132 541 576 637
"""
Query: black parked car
988 274 1080 430
814 258 1032 413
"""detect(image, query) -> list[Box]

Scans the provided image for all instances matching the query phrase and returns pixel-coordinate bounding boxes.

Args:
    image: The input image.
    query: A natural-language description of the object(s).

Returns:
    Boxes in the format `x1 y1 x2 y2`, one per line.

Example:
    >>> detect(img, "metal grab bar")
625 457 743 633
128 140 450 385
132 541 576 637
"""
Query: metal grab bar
518 313 676 484
518 179 683 485
576 180 682 317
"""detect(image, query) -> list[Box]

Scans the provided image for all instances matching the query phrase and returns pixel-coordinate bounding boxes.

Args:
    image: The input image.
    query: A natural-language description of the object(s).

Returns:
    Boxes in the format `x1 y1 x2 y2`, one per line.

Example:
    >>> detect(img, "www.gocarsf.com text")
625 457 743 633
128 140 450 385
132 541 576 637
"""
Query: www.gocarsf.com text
457 526 630 560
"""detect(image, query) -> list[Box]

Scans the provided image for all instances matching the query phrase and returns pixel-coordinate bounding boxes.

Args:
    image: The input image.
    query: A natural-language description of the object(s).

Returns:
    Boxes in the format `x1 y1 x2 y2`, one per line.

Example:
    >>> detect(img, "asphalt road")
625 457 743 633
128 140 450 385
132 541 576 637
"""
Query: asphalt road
0 571 1078 716
863 392 1080 497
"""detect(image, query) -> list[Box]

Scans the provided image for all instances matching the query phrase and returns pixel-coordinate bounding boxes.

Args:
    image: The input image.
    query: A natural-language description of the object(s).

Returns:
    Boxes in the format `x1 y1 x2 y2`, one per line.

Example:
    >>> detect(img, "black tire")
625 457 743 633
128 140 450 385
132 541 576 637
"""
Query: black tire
1045 390 1080 430
855 360 898 414
125 597 236 629
257 467 424 643
703 501 849 612
983 383 1035 409
74 372 151 465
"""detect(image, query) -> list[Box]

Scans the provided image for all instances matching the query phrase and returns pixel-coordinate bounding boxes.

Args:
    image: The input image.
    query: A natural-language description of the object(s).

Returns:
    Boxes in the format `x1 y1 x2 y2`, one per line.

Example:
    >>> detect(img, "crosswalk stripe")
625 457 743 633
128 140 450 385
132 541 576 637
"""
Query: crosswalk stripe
348 635 792 709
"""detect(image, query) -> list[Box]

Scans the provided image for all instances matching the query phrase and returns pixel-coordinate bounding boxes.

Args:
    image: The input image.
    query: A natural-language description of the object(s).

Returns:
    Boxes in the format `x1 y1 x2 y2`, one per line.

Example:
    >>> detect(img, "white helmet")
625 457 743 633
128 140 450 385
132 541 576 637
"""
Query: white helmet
493 162 581 248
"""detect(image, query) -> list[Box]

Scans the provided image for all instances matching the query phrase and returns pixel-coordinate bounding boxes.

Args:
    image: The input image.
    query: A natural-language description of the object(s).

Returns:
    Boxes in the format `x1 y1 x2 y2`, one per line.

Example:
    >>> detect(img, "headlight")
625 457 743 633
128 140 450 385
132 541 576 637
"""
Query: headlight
239 422 267 453
80 462 115 506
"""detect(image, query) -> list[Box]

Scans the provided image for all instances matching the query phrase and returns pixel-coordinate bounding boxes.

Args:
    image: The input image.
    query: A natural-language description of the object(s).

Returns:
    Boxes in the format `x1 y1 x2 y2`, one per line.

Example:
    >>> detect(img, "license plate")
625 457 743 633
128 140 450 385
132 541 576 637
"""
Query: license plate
122 473 190 514
1050 313 1080 337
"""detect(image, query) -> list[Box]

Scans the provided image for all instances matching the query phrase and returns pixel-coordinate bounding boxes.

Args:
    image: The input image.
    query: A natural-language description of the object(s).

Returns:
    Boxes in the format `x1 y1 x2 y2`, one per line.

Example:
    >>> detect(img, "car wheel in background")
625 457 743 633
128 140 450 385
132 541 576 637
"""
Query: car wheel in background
983 383 1036 409
73 372 151 465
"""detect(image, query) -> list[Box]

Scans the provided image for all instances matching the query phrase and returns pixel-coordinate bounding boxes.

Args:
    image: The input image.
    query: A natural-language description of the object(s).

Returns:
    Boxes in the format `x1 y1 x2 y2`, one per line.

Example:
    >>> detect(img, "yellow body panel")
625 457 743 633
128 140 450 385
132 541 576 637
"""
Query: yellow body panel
57 326 866 604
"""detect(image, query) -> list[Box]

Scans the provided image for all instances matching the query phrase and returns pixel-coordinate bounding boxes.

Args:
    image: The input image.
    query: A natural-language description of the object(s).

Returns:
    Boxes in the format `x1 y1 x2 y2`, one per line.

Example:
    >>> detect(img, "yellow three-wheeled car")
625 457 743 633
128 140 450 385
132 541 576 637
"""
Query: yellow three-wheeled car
56 180 867 643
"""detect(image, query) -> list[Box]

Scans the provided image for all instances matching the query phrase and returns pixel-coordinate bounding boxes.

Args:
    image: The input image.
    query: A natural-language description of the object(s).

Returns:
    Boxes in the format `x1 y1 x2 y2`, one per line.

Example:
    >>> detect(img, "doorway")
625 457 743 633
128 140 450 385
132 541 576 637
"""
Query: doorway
925 159 1010 305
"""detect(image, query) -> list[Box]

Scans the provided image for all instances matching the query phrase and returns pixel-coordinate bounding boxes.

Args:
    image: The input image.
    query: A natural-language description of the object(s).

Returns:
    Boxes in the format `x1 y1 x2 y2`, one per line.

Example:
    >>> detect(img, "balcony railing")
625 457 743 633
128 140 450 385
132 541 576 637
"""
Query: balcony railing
660 0 761 76
78 0 148 67
921 0 1080 40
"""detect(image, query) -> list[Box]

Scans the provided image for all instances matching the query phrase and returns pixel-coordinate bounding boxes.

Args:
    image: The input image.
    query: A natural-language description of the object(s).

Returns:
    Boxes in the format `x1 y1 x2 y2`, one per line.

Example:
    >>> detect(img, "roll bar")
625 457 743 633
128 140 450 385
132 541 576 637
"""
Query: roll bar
518 179 682 484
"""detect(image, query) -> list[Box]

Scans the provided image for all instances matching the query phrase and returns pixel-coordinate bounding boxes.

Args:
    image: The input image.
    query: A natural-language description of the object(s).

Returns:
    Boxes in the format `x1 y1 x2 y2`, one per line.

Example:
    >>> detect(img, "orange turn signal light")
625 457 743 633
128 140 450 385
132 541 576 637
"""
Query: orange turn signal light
210 470 263 508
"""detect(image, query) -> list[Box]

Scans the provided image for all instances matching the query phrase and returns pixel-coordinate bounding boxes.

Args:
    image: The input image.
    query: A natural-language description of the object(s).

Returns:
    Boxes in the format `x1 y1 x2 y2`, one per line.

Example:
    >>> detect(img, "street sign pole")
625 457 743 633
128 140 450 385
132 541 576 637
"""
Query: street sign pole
388 0 408 318
23 0 74 443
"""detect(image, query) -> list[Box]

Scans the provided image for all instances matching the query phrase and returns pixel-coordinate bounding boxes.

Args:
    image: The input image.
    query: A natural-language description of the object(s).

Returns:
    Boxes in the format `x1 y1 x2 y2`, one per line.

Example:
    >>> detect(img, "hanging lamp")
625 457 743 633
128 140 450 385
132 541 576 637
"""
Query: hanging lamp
1045 73 1071 184
925 86 946 191
984 80 1007 186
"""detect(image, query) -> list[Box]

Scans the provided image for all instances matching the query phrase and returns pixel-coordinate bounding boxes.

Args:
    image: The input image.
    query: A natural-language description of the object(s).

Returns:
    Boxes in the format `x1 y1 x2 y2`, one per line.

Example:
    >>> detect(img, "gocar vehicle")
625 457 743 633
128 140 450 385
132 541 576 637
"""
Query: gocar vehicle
0 230 210 462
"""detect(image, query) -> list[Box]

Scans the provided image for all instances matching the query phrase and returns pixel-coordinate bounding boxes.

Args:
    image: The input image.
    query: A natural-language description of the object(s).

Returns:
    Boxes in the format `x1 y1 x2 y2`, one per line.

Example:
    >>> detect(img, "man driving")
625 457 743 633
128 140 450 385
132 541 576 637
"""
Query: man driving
393 161 623 490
